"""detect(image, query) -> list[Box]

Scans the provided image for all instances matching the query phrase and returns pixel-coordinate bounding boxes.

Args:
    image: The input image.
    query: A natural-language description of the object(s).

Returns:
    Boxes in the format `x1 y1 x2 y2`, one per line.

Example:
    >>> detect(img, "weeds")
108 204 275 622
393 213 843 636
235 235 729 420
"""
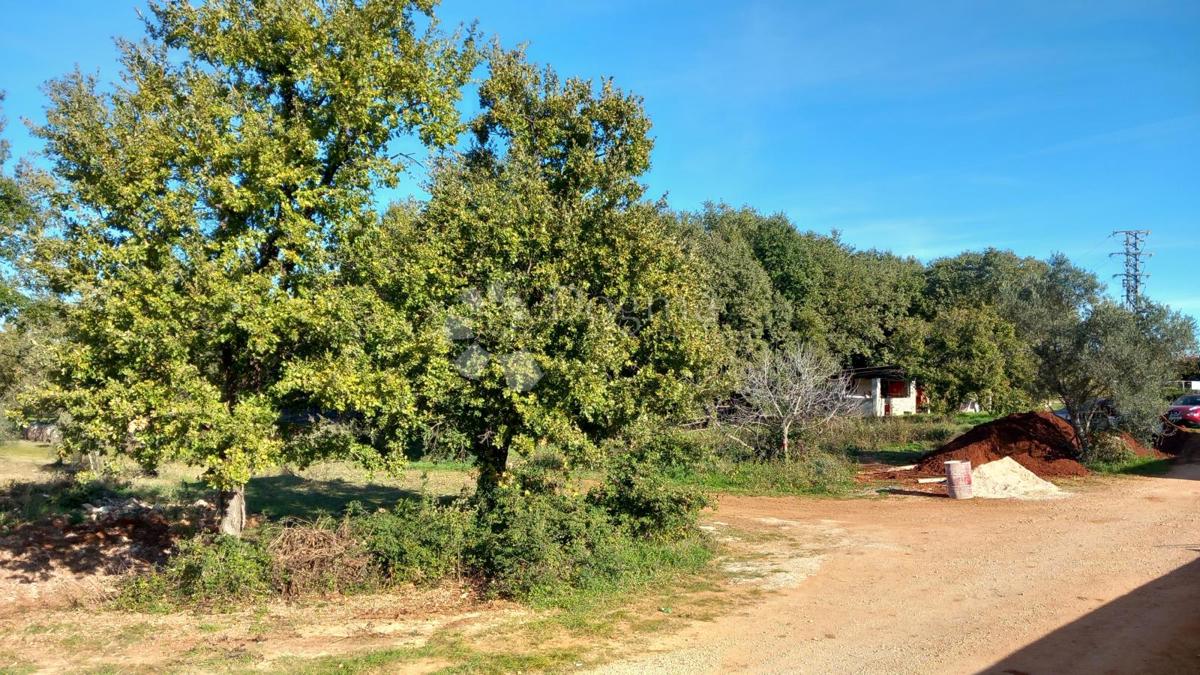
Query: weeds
349 497 475 584
1086 456 1174 476
590 450 709 538
118 535 273 611
820 415 970 454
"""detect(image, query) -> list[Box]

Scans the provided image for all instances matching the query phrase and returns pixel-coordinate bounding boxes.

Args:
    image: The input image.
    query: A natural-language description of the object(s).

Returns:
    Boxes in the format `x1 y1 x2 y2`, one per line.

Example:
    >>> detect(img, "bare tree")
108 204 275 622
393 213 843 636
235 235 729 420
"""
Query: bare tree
726 345 856 460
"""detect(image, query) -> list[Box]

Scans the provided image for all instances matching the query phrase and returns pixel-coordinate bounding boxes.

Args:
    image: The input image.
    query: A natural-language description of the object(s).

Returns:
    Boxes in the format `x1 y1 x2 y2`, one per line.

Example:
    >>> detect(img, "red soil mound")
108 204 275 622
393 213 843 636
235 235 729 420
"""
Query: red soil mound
915 411 1089 478
1118 432 1168 459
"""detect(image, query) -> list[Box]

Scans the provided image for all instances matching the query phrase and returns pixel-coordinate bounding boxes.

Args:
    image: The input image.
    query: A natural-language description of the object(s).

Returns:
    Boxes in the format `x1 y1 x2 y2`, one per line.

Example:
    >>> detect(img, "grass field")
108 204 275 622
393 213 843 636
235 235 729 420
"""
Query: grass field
0 441 476 525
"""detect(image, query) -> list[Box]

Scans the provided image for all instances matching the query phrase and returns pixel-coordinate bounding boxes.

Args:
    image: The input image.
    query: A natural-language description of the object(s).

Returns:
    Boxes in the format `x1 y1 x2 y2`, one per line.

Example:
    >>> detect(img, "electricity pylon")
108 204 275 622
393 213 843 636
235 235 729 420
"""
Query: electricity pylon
1110 230 1150 309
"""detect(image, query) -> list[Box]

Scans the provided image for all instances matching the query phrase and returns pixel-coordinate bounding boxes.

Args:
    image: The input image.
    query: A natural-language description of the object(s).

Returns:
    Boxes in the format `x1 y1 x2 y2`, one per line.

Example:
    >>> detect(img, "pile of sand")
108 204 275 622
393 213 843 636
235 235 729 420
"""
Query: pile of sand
915 411 1088 478
970 456 1068 500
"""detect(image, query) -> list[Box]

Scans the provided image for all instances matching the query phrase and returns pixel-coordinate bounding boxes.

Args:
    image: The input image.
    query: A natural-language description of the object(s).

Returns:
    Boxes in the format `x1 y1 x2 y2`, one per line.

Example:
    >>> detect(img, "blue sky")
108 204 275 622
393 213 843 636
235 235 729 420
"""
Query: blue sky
2 1 1197 321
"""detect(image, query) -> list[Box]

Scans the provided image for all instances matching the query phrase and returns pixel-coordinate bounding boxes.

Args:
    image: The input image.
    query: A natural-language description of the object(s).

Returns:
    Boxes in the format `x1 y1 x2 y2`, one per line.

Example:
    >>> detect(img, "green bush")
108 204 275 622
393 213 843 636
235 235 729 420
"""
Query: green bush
350 499 475 585
118 535 273 611
115 435 718 609
589 451 708 539
1084 432 1137 465
630 427 714 469
472 484 625 600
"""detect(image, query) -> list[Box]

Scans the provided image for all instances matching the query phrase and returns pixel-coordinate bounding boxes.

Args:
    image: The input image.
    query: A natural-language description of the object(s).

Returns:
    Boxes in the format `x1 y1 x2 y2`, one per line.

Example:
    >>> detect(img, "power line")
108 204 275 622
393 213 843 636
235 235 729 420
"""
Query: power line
1109 229 1151 309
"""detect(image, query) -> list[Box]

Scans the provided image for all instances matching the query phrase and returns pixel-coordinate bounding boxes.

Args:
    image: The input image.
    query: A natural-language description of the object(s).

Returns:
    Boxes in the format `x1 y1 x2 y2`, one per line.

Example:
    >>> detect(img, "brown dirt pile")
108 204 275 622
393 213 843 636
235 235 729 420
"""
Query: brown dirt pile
1118 432 1169 459
1158 427 1200 461
914 411 1089 478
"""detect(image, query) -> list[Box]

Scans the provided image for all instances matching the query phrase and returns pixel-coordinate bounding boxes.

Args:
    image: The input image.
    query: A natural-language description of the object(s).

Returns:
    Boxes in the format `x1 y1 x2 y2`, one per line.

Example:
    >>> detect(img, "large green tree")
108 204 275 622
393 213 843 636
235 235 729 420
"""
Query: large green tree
902 250 1103 412
360 49 724 492
1036 299 1196 453
687 204 923 368
22 0 477 534
683 205 794 360
895 306 1034 412
0 92 31 320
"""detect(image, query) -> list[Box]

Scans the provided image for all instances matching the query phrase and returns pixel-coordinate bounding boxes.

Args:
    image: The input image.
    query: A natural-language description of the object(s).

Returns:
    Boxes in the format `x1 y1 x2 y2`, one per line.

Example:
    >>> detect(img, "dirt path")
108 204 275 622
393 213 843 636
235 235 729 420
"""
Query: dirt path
597 464 1200 674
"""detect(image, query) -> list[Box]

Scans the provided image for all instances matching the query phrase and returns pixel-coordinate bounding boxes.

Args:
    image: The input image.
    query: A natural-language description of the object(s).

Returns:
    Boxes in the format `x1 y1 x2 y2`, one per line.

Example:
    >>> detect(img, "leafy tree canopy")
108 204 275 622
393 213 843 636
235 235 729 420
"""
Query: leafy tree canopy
685 204 923 368
1035 298 1196 450
20 0 477 533
358 48 725 490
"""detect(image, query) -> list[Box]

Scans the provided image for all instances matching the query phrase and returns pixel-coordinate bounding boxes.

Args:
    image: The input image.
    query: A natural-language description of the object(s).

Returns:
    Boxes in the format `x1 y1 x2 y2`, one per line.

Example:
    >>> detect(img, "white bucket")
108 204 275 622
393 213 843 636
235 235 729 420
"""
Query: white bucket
944 460 974 499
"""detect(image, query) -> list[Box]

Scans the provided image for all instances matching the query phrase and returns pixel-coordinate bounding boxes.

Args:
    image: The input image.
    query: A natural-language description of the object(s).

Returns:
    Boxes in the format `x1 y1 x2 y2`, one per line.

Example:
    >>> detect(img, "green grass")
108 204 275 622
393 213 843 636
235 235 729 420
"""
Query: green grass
667 453 856 496
529 534 715 613
275 633 584 675
247 474 426 519
953 412 999 426
1087 456 1174 476
0 440 57 462
0 440 475 529
852 441 931 466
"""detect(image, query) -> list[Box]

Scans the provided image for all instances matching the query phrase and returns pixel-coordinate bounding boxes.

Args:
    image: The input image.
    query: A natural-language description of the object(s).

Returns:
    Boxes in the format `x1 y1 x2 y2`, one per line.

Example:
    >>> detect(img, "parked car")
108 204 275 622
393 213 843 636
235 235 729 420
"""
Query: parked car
1165 394 1200 429
1053 399 1119 430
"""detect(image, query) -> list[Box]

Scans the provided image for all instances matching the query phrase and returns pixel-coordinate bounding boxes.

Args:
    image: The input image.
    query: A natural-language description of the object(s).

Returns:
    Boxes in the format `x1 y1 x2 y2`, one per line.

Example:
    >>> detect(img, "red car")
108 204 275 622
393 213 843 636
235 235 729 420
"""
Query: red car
1166 394 1200 429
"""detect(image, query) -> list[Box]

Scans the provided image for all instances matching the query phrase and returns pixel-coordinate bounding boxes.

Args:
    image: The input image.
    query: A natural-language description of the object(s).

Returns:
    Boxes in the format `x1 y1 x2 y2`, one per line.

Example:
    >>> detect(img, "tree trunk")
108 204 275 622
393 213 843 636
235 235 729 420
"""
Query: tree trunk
475 446 511 502
781 423 791 461
1066 408 1090 459
217 486 246 537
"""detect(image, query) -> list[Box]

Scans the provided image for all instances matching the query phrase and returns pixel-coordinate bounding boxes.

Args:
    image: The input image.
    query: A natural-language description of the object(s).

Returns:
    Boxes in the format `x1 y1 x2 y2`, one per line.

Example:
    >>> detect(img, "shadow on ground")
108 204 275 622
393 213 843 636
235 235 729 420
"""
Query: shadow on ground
985 555 1200 674
0 472 431 583
878 487 946 499
0 476 173 582
247 474 429 520
852 449 930 466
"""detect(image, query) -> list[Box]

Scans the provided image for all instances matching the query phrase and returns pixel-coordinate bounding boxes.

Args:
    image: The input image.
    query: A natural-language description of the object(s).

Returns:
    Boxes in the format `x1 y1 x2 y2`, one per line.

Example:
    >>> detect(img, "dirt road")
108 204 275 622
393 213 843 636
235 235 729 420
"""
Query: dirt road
598 465 1200 674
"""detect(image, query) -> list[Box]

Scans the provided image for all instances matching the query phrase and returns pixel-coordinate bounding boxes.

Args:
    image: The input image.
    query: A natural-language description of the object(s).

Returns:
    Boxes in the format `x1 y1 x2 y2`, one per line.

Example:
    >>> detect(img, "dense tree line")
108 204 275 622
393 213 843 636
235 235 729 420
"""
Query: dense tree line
0 0 1194 531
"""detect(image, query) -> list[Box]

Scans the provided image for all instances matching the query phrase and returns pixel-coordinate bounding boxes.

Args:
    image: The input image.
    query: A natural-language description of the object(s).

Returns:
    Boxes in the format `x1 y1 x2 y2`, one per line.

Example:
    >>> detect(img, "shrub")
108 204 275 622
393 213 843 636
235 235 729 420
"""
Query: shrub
472 483 625 600
507 447 572 494
351 499 475 585
629 427 714 470
119 535 272 611
589 451 708 539
1084 431 1137 466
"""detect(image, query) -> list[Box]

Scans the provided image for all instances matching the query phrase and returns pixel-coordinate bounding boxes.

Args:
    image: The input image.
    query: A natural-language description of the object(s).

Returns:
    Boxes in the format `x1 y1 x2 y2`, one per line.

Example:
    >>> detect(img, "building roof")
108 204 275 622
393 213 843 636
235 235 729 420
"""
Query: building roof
846 366 908 380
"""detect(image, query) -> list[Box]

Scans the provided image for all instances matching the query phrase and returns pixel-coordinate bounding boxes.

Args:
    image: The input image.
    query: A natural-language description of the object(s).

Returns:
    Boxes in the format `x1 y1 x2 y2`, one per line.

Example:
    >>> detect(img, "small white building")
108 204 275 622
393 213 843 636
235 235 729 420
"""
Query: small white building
846 366 920 417
1171 380 1200 392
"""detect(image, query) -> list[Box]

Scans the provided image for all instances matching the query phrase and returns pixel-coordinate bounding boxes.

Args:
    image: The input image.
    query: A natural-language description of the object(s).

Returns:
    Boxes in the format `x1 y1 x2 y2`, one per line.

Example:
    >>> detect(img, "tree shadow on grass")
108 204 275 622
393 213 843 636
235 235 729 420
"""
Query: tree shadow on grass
853 449 929 466
246 474 430 521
